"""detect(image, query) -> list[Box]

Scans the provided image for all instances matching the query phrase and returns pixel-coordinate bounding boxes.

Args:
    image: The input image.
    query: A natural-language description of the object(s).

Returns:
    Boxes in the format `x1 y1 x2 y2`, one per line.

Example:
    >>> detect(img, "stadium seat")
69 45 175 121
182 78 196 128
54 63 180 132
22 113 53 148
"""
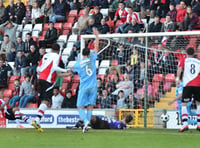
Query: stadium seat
97 74 105 82
63 22 73 31
8 83 15 91
32 36 37 42
98 68 108 75
33 24 42 31
163 74 175 92
23 24 32 32
160 18 166 23
43 23 49 30
186 44 196 50
189 37 197 44
72 75 80 83
3 89 12 98
68 35 78 43
69 10 78 17
100 9 108 17
119 74 124 81
63 76 71 83
111 60 118 66
152 74 163 83
54 23 63 31
67 16 75 24
57 35 68 43
28 103 38 108
96 60 99 69
152 82 160 98
62 29 70 36
78 9 84 17
99 60 110 68
9 75 19 83
164 74 175 82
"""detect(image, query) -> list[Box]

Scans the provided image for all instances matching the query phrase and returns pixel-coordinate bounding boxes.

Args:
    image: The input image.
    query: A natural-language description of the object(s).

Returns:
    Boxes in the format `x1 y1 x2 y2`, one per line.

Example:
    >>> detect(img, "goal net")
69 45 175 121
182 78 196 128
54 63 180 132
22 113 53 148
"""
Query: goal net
80 31 200 127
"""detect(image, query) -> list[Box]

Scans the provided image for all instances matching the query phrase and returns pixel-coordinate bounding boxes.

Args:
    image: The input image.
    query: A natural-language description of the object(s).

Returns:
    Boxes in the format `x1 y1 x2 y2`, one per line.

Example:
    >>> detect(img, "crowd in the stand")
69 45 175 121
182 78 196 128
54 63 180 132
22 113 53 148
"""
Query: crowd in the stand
0 0 199 109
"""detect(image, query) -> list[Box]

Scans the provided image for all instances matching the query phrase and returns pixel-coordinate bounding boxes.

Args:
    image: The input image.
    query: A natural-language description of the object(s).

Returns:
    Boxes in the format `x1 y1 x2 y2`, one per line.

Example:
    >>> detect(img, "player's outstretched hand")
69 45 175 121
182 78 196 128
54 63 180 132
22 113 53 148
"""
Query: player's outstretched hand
93 27 99 36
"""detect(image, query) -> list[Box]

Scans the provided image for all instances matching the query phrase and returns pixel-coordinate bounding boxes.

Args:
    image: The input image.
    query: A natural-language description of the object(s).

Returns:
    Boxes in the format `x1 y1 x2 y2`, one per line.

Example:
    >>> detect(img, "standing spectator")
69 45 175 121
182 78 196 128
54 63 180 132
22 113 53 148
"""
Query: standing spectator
98 18 110 34
14 50 28 76
24 33 37 55
15 36 25 52
117 90 127 109
49 0 68 23
51 86 64 109
14 0 25 24
166 3 177 22
61 90 77 108
192 0 200 16
0 57 12 89
93 6 103 27
9 79 20 107
31 1 41 24
23 5 32 24
100 89 112 108
109 0 122 20
182 6 198 31
0 0 5 24
40 0 53 23
176 1 186 27
39 21 57 48
128 47 140 68
3 0 16 22
18 75 35 108
0 21 18 42
114 1 127 23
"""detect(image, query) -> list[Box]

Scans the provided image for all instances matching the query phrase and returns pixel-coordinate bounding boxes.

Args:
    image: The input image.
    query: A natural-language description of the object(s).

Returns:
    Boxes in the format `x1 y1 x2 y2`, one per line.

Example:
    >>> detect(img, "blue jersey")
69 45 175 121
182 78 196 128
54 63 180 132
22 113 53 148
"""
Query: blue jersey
107 120 126 129
176 81 184 106
73 51 97 89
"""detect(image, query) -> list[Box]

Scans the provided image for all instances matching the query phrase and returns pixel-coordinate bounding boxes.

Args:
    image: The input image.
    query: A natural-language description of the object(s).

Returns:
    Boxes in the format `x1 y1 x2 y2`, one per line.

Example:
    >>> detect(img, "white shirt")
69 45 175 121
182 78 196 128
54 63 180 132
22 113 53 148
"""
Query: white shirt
52 93 64 109
32 8 41 19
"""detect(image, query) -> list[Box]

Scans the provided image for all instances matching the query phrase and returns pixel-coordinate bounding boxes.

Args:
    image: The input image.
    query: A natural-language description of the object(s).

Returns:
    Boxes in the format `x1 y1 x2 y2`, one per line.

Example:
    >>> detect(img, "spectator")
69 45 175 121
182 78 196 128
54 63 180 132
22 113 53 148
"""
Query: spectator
125 93 134 109
15 36 25 52
112 73 133 98
14 0 25 24
0 57 12 89
182 6 198 31
176 1 186 26
117 90 127 109
82 17 97 34
0 0 5 24
31 1 41 24
18 74 35 108
97 78 104 96
106 74 119 92
166 3 177 22
156 0 170 17
114 1 127 23
61 90 77 108
123 18 141 33
3 0 16 22
192 0 200 16
125 64 134 81
39 21 57 48
100 89 112 108
94 0 109 8
0 34 15 56
9 79 20 107
14 50 28 76
23 5 32 24
68 41 80 61
98 18 110 34
24 33 37 55
109 0 122 20
72 7 90 35
150 0 162 18
40 0 53 23
135 61 145 89
49 0 69 23
51 86 64 109
0 20 18 42
39 47 46 61
128 47 140 68
93 6 103 27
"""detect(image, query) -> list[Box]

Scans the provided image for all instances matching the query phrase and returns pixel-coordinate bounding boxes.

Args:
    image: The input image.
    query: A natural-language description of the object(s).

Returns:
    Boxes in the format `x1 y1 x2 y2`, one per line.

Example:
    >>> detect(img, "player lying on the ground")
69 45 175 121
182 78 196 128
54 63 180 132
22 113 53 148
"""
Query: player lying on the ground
0 96 31 128
168 80 197 125
73 115 133 130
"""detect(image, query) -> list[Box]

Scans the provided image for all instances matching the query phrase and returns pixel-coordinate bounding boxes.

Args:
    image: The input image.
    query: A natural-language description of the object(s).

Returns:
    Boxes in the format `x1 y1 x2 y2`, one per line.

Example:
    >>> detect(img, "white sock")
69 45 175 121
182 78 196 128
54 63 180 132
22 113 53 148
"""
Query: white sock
35 117 40 125
37 103 47 117
22 115 31 124
14 111 21 127
181 106 188 126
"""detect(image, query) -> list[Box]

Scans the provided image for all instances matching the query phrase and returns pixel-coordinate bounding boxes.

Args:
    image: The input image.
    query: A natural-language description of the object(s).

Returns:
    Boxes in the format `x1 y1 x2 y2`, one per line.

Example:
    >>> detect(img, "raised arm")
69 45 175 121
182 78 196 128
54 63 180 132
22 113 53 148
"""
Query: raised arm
93 27 99 53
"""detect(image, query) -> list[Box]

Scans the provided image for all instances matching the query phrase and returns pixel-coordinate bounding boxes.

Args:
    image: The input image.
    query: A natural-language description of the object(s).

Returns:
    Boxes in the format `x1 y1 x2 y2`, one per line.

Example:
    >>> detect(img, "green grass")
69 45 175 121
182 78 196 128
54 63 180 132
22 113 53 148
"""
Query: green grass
0 128 199 148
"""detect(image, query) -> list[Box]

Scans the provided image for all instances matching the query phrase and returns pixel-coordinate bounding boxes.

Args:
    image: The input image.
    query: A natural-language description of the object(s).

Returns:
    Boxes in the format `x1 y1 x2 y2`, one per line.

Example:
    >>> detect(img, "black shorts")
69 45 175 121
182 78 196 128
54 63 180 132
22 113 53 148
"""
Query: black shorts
182 86 200 103
5 108 15 120
38 79 54 102
90 116 110 129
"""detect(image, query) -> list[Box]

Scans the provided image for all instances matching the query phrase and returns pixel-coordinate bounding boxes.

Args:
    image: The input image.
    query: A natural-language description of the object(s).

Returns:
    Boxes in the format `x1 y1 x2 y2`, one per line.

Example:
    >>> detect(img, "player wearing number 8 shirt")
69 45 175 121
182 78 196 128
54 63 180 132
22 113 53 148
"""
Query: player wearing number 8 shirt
176 47 200 132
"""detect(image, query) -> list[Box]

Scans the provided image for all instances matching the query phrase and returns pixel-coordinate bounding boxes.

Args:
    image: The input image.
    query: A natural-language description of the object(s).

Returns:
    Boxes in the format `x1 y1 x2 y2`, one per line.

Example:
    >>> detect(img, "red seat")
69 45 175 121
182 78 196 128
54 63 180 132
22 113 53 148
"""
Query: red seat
3 89 12 98
43 23 49 30
63 76 71 83
189 37 197 44
111 60 118 66
32 36 37 42
20 75 25 83
152 74 163 83
78 9 84 17
8 83 15 91
63 22 73 30
54 23 63 31
160 18 166 23
106 74 114 82
97 74 105 82
28 103 38 108
106 20 114 29
62 29 70 35
88 40 95 49
119 74 124 81
73 75 80 83
152 82 160 98
67 16 75 24
69 10 78 17
164 74 175 83
186 44 196 50
9 75 19 83
163 82 173 92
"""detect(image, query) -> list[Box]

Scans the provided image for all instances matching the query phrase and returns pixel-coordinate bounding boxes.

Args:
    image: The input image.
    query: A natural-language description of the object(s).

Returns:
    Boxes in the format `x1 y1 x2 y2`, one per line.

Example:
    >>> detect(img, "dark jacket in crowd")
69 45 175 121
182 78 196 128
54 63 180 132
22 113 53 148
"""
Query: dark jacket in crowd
27 50 40 66
98 23 110 34
45 27 58 42
123 23 141 33
94 12 103 27
61 96 77 108
53 0 68 17
24 38 37 54
15 55 28 70
149 21 162 32
0 64 12 87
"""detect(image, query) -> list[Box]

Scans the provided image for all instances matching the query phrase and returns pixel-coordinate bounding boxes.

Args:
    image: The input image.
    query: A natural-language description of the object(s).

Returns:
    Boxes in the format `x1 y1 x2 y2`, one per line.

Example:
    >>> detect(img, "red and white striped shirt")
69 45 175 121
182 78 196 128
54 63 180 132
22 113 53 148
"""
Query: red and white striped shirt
115 8 128 23
0 99 11 118
37 52 67 84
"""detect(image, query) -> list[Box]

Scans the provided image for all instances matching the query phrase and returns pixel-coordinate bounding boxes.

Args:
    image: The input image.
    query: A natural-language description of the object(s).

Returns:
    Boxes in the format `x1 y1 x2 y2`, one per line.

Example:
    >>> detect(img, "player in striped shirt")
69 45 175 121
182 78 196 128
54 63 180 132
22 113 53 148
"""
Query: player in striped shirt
31 43 68 132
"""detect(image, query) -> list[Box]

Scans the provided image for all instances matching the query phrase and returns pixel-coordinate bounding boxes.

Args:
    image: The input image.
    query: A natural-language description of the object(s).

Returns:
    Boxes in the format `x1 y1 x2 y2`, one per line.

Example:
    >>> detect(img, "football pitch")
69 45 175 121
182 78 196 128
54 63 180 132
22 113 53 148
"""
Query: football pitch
0 128 199 148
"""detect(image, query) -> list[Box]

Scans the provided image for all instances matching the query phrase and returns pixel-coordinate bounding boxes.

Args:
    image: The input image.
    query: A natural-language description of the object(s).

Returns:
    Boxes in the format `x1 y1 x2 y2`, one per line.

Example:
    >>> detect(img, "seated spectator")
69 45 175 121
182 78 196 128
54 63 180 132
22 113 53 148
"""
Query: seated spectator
3 0 16 23
166 3 177 22
24 33 37 55
39 21 57 48
9 79 20 107
100 89 112 109
0 21 18 42
15 0 25 24
23 5 32 24
51 86 64 109
97 78 104 96
31 1 41 24
40 0 53 23
98 18 110 34
18 75 35 108
125 64 134 81
49 0 69 23
148 15 162 43
72 7 90 35
61 90 77 108
0 0 5 24
114 1 127 23
15 36 25 52
107 74 120 93
39 47 46 61
182 6 198 31
117 90 127 109
0 57 12 89
112 73 133 98
123 18 141 33
176 1 186 28
82 17 97 34
14 50 28 76
192 0 200 16
93 6 103 27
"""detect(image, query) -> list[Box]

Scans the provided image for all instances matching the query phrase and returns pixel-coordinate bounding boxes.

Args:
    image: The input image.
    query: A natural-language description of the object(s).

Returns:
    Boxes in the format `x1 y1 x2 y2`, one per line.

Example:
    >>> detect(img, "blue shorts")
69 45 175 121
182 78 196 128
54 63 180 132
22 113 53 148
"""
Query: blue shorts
77 87 97 107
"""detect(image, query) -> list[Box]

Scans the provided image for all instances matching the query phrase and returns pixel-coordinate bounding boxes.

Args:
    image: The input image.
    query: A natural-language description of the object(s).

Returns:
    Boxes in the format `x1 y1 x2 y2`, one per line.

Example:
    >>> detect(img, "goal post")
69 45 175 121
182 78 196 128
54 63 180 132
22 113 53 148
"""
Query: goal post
80 31 200 128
